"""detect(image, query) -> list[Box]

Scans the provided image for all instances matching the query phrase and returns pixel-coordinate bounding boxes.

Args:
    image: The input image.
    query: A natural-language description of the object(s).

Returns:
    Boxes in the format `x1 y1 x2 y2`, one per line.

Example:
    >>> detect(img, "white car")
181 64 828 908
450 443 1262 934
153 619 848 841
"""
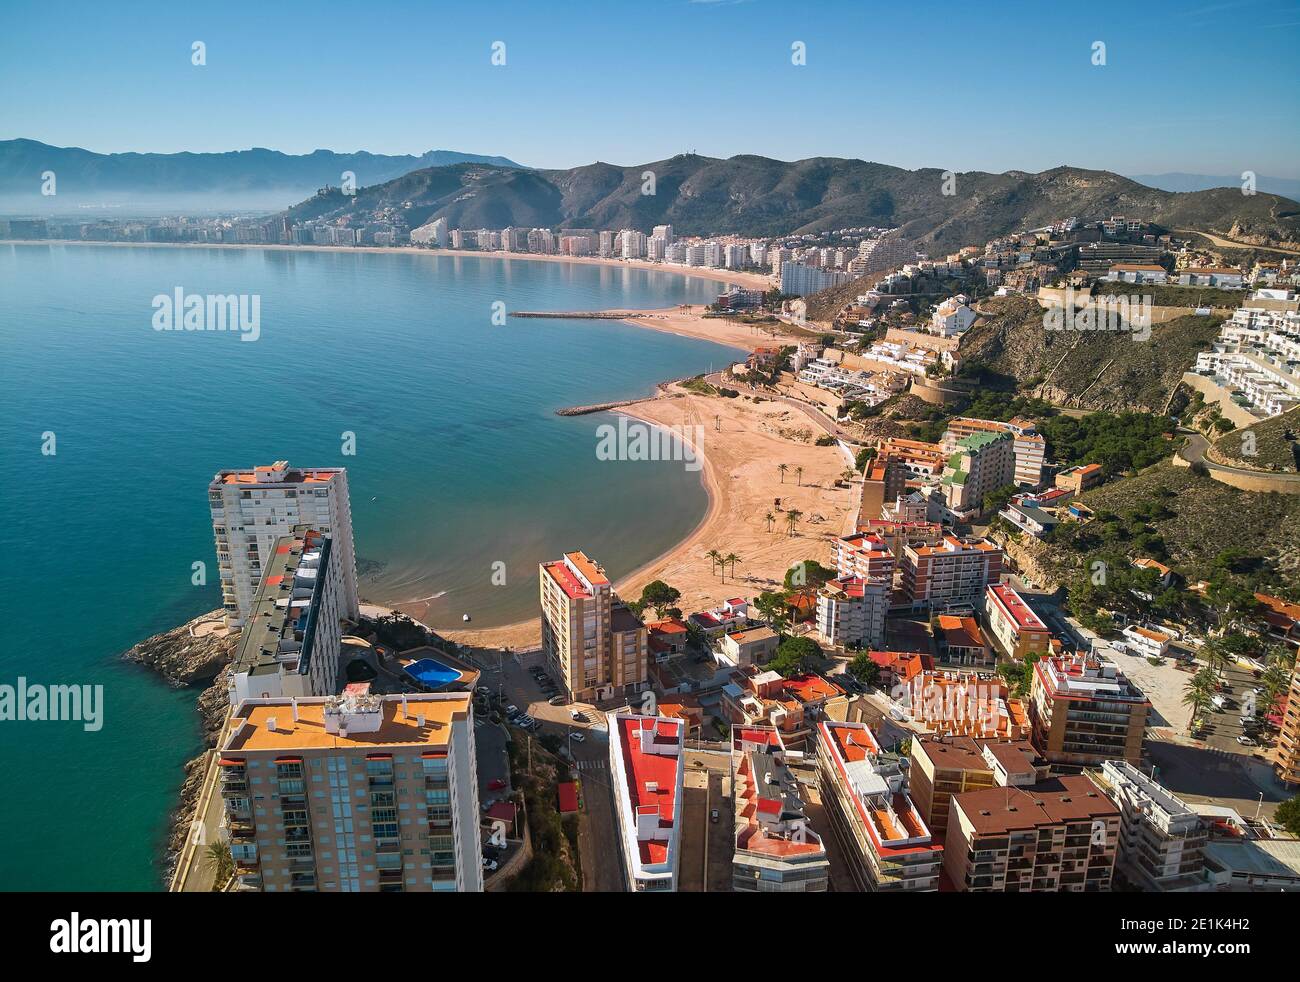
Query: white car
570 732 585 743
1237 736 1258 747
481 857 499 872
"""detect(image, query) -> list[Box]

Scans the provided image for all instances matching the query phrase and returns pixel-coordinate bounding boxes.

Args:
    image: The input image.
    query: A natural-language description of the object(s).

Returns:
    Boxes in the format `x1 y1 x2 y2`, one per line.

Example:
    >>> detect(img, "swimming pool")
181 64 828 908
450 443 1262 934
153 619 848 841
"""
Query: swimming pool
402 657 464 690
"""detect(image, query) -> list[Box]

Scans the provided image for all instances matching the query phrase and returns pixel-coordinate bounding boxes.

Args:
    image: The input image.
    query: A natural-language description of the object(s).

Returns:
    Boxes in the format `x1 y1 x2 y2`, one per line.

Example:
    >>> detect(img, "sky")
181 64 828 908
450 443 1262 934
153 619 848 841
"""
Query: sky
2 0 1298 178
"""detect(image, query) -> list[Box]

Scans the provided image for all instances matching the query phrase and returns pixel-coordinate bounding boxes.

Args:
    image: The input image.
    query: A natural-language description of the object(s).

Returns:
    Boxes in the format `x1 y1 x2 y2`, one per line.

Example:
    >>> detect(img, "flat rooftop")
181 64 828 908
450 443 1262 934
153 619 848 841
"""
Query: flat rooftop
222 694 470 753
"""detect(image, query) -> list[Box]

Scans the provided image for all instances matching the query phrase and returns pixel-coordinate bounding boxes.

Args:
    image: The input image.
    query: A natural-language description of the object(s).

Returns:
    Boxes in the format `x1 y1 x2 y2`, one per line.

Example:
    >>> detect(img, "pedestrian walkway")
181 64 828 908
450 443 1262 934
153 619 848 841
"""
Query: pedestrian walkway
575 758 606 772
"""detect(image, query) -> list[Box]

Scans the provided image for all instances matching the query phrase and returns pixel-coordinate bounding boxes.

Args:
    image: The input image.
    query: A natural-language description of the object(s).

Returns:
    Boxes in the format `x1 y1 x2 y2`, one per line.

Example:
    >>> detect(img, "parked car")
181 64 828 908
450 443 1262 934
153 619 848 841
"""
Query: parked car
1237 736 1258 747
487 778 507 791
710 809 720 824
505 704 519 717
476 686 490 696
549 695 568 706
570 732 585 743
481 857 499 872
570 709 585 721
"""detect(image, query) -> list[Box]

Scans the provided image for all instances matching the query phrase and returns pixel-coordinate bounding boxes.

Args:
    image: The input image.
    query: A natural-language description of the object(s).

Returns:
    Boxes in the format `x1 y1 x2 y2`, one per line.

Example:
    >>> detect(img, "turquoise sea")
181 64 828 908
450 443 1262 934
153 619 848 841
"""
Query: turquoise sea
0 243 742 889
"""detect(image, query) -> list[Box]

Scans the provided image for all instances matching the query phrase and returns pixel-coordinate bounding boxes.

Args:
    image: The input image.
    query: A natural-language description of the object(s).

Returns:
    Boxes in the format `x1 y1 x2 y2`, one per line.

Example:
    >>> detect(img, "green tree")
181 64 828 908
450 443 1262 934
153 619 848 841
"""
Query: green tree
638 580 681 620
706 549 724 577
847 652 881 688
784 560 835 591
764 511 775 533
723 553 741 583
204 842 234 889
785 509 803 537
1182 667 1218 730
770 636 822 677
778 463 788 484
1277 796 1300 837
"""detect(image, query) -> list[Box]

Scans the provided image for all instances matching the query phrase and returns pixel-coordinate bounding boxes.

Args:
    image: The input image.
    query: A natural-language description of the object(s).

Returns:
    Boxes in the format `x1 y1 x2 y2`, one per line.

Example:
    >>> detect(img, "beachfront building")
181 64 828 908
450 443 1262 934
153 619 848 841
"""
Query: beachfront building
209 462 359 629
218 691 483 892
607 712 685 891
539 551 649 703
227 526 348 706
816 721 943 891
1092 760 1210 892
730 727 829 892
943 773 1121 892
1029 653 1150 767
984 583 1053 660
898 535 1004 613
908 736 1048 838
897 670 1031 741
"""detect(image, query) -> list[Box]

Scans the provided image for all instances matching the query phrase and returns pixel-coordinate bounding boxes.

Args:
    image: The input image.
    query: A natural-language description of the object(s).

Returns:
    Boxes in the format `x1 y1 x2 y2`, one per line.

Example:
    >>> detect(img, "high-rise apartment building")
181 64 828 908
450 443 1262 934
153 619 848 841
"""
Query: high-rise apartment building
652 224 674 245
940 430 1017 519
539 551 648 702
227 526 347 705
607 712 684 891
898 535 1003 612
1092 760 1209 891
1029 653 1150 767
1274 662 1300 788
730 727 829 891
908 736 1048 838
209 462 359 628
816 721 943 891
943 773 1120 892
219 691 482 893
944 417 1046 488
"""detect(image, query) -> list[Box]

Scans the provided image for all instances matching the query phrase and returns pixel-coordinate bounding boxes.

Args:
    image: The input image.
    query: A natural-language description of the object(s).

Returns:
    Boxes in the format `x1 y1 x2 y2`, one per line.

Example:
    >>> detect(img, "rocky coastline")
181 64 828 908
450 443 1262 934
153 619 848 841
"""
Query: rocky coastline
120 609 237 885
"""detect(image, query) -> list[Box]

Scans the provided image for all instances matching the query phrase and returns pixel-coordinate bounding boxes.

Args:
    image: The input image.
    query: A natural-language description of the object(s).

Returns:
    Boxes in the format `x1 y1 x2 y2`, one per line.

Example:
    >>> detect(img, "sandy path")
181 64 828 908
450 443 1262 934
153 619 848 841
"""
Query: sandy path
443 383 860 651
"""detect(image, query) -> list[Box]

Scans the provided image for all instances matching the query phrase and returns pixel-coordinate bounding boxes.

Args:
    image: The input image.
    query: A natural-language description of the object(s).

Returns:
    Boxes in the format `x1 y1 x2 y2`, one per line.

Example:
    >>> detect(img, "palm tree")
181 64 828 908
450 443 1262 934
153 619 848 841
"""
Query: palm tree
724 553 741 582
204 842 234 889
778 463 788 484
1202 637 1232 679
795 465 804 487
764 511 775 533
706 549 723 576
1182 667 1217 731
785 509 803 537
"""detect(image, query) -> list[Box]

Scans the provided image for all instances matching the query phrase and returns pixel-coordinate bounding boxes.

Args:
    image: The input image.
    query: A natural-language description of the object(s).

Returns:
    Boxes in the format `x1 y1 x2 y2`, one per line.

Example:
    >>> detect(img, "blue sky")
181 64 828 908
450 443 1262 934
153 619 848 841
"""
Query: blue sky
3 0 1297 177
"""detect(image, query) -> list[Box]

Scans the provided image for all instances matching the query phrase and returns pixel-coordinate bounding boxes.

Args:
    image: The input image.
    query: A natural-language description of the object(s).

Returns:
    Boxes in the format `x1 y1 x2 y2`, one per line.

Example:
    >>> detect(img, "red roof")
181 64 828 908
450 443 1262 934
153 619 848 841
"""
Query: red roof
556 783 579 814
487 801 517 822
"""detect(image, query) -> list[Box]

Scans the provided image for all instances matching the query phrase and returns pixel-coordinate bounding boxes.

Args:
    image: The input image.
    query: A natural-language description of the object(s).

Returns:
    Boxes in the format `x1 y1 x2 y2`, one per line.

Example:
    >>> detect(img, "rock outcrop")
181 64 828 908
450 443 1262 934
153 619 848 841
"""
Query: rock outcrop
121 609 238 687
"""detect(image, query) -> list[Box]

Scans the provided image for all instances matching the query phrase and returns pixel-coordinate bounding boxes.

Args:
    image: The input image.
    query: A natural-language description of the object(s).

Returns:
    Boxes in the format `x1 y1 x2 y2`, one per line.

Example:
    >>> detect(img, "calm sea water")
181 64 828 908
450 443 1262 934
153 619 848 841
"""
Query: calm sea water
0 243 741 889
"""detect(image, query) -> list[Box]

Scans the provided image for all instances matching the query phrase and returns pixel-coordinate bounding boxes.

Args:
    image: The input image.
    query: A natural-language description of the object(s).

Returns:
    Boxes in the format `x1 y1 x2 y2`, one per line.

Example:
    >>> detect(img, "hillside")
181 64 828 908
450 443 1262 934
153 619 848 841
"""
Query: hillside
284 154 1300 252
958 296 1225 414
1211 407 1300 472
1042 462 1300 592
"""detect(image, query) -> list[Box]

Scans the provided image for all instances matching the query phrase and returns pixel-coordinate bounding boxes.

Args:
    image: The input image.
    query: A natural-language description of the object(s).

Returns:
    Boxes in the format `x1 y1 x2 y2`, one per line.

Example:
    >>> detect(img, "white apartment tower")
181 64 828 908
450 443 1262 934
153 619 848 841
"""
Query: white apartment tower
210 462 360 628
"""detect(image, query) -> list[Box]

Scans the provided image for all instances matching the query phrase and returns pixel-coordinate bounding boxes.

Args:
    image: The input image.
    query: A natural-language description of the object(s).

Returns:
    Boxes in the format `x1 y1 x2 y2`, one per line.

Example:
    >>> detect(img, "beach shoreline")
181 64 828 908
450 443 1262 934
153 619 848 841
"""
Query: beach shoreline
8 237 773 291
441 380 858 652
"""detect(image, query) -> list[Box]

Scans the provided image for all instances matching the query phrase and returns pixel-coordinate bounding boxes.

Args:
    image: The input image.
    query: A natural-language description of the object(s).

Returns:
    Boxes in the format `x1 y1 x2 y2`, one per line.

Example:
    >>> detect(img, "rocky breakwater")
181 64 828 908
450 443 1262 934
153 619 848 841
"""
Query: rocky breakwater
120 609 238 882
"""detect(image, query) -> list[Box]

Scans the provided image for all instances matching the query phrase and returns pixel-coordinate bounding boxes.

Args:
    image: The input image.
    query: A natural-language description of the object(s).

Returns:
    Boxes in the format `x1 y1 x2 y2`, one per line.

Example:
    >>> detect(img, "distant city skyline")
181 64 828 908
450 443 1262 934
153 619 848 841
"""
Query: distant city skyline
3 0 1298 179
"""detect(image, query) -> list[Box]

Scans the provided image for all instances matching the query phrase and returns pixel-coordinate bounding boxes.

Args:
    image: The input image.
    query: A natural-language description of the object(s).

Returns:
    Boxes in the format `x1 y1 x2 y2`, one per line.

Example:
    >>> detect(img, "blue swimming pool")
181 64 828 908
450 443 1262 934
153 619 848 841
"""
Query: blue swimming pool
403 657 463 690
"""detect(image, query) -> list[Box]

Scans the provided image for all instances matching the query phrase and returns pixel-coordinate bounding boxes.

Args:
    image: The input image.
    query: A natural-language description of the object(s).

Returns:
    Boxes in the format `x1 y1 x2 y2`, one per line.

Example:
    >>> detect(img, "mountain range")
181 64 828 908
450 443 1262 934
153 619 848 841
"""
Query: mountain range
0 139 522 214
1128 172 1300 199
287 154 1300 254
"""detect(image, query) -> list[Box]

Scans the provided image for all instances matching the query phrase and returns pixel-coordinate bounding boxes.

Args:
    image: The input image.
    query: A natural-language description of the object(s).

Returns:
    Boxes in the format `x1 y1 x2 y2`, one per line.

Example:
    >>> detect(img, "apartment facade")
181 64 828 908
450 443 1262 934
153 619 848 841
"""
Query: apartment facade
940 430 1017 518
607 712 684 891
1275 664 1300 789
1029 653 1150 767
228 526 347 705
984 583 1053 660
816 576 888 650
944 416 1045 488
218 692 482 892
1093 760 1209 891
899 535 1003 612
730 728 829 892
816 721 943 891
209 461 359 628
1055 463 1103 493
539 551 648 703
943 773 1120 892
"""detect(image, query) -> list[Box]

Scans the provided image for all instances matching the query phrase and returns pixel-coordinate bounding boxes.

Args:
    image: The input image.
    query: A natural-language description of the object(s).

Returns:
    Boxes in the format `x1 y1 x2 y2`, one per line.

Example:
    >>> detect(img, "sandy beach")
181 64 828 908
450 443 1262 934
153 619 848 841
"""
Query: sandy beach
576 306 798 351
443 380 859 651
